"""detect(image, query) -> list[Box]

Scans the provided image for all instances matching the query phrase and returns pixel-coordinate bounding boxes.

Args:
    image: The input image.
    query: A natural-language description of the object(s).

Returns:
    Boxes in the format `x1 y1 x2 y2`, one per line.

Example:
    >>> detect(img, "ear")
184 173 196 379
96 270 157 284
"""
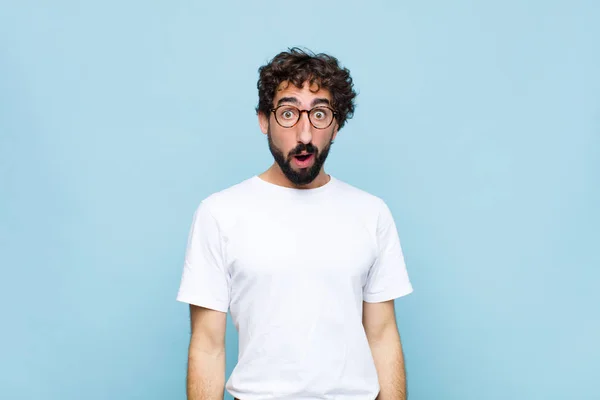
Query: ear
258 111 269 135
331 123 339 142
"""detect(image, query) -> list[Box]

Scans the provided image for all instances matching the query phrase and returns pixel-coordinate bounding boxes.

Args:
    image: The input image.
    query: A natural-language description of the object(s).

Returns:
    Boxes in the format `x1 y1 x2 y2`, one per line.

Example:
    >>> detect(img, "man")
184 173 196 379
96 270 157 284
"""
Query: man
177 48 413 400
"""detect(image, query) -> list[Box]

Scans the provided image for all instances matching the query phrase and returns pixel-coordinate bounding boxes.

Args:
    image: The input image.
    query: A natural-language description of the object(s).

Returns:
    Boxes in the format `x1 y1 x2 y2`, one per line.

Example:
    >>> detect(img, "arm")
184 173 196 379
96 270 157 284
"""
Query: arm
363 300 407 400
187 304 227 400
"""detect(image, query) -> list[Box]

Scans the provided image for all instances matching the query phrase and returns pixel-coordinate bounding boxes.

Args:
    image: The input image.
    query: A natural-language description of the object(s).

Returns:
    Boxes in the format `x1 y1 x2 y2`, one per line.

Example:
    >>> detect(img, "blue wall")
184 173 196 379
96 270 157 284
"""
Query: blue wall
1 1 598 399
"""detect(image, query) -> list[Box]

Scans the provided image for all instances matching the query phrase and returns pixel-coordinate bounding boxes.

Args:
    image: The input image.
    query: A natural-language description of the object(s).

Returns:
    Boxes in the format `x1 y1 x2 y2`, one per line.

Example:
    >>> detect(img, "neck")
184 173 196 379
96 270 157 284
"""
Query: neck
259 163 330 189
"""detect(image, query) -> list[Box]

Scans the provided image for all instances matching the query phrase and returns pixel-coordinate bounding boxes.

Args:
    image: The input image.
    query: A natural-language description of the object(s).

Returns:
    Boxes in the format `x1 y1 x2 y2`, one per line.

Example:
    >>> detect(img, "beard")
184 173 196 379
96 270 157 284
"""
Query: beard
267 127 333 186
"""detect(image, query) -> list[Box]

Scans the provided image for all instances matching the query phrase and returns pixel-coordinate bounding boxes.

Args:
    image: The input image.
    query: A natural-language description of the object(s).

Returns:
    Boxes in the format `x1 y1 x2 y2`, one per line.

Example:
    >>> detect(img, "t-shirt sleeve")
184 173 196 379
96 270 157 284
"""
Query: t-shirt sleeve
363 200 413 303
176 201 230 313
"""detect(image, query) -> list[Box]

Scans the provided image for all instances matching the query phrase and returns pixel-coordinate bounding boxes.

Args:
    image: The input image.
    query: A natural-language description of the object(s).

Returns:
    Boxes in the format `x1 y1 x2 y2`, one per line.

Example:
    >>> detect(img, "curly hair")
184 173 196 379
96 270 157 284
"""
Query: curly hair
256 47 357 129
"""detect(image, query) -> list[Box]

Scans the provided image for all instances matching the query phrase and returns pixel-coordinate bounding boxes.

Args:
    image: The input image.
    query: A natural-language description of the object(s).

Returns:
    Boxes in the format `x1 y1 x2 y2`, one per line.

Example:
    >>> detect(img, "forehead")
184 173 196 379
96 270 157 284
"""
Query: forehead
273 80 332 106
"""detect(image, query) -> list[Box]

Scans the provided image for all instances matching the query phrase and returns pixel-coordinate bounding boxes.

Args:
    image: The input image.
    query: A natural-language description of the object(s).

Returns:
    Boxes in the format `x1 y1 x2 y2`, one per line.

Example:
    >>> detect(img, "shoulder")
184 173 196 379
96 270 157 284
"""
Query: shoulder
331 177 398 234
203 176 255 205
332 177 389 213
193 176 257 222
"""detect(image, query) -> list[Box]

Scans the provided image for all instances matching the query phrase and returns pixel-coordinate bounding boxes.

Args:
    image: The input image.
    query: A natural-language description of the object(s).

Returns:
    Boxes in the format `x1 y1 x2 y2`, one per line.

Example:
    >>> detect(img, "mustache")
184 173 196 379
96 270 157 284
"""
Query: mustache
289 143 318 157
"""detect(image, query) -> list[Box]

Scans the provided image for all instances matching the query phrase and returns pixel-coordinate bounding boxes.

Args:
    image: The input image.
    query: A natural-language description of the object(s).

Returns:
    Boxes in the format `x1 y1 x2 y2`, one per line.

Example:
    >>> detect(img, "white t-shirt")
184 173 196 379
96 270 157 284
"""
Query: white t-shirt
177 175 413 400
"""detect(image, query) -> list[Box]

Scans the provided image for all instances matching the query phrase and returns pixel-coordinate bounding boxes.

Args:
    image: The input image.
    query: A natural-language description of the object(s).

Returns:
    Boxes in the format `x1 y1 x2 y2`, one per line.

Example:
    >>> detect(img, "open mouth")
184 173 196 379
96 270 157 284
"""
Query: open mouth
292 153 315 167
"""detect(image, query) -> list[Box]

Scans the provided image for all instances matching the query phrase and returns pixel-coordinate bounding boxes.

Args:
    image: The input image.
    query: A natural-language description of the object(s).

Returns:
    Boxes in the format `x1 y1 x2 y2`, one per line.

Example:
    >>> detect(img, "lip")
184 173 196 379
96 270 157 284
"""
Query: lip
292 153 315 168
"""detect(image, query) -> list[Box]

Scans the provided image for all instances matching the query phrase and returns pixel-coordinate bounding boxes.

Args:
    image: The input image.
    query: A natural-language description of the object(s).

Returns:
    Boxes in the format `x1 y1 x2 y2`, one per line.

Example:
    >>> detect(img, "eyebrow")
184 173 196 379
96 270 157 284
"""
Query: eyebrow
311 98 331 107
276 97 331 107
276 97 299 106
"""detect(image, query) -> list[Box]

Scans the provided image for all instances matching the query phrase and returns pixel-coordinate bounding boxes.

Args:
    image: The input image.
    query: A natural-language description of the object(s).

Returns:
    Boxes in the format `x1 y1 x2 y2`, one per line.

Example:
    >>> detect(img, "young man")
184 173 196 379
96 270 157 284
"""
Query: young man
177 48 413 400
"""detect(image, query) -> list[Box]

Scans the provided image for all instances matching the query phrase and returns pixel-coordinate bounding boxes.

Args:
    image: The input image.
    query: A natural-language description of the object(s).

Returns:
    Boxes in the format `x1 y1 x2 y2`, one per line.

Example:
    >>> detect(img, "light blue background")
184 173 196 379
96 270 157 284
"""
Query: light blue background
1 1 598 399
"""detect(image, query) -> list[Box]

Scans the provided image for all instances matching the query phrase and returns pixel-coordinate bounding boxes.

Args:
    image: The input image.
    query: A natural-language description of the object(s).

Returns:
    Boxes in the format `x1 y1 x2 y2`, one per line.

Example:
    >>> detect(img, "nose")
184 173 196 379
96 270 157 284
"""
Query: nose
296 111 313 145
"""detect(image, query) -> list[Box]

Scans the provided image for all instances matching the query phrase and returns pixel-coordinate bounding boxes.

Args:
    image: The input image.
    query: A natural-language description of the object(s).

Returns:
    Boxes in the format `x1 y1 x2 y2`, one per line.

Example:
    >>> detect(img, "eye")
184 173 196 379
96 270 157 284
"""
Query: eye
278 107 298 120
312 108 329 120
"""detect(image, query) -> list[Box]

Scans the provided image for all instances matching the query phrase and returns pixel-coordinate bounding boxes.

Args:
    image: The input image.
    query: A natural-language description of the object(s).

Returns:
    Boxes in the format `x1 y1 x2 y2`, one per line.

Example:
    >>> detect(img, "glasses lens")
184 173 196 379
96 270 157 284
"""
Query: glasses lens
275 106 299 127
310 107 333 128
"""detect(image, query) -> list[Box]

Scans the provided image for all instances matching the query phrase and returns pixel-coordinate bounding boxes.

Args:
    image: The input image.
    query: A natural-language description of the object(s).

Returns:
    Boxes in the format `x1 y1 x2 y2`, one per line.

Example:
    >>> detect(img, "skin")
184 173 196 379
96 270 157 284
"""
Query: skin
186 80 407 400
186 306 227 400
363 300 408 400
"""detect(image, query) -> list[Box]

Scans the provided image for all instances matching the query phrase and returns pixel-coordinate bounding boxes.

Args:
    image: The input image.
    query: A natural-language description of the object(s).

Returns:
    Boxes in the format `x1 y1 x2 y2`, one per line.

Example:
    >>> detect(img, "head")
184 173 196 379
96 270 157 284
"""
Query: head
257 48 357 186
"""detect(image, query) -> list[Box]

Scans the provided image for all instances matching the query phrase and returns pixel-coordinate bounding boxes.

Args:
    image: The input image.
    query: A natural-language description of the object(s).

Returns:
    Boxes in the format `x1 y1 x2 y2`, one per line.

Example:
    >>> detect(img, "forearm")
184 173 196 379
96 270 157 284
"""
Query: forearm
369 328 407 400
187 341 226 400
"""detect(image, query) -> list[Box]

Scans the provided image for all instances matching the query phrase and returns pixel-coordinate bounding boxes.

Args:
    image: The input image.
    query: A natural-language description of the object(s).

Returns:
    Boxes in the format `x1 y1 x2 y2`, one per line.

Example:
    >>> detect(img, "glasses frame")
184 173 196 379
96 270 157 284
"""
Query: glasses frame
270 105 337 129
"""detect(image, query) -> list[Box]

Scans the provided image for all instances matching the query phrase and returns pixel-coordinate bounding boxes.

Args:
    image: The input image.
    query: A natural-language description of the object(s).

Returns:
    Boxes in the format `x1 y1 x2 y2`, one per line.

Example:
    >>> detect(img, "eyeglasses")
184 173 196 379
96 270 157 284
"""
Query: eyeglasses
270 105 337 129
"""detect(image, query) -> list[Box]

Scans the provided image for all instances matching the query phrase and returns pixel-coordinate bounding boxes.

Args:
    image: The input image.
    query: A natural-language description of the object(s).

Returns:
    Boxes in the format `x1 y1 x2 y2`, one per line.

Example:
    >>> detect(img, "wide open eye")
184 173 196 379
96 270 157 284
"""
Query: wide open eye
312 108 329 120
278 107 299 121
310 107 333 128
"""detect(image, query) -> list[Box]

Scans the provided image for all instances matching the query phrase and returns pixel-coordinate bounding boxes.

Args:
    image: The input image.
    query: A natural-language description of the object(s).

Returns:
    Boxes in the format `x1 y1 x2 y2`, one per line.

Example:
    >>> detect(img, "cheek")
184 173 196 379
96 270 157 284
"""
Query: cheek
314 131 335 149
270 130 295 153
